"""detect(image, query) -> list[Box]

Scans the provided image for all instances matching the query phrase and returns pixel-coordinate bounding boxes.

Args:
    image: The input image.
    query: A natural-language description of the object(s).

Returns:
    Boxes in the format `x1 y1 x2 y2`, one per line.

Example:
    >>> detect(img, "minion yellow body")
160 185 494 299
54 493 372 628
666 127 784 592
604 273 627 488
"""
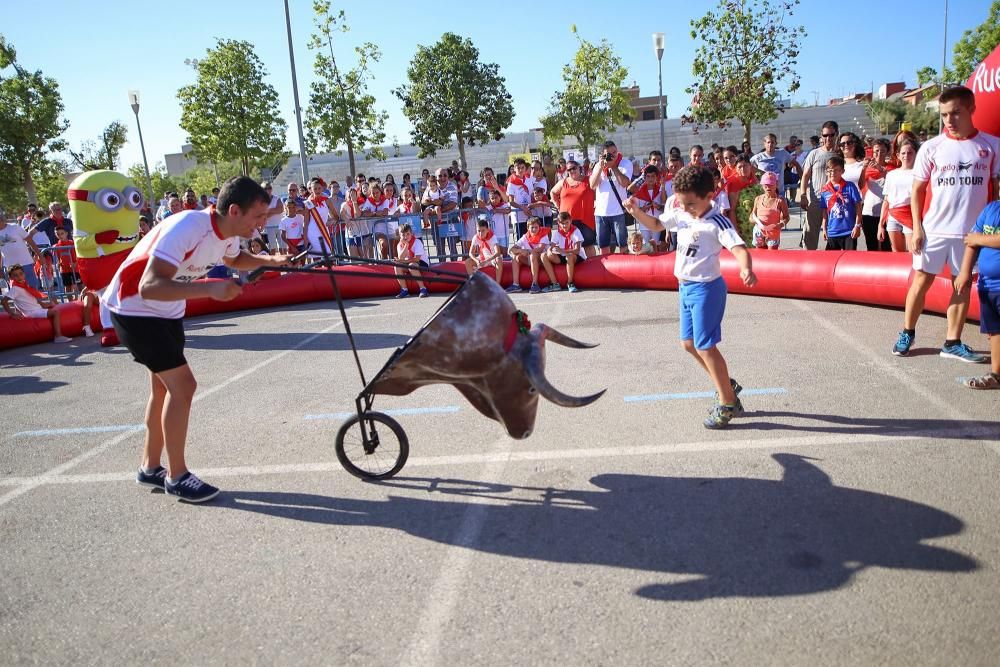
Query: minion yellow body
67 170 142 290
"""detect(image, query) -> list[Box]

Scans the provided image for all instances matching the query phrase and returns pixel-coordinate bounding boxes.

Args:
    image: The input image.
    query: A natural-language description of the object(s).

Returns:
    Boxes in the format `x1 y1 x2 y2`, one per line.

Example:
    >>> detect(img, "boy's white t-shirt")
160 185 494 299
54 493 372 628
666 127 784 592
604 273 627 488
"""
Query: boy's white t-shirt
506 179 532 223
913 131 1000 237
657 202 745 282
3 283 45 315
397 237 428 263
279 214 304 240
470 232 500 261
513 231 551 252
713 190 731 212
102 209 241 319
550 225 586 260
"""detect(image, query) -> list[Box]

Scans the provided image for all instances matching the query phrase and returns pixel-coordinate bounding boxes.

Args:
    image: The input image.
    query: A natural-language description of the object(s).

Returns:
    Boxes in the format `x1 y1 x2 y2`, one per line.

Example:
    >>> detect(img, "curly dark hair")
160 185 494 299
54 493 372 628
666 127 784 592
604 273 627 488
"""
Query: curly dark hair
671 165 716 198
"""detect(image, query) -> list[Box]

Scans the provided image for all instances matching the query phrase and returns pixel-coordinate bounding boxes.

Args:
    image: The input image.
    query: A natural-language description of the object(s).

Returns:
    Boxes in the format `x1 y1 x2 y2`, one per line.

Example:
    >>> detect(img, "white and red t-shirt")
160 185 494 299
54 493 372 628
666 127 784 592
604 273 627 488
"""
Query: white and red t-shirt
470 230 499 262
102 208 240 319
551 225 586 260
513 228 551 252
506 176 532 223
279 214 304 242
913 130 1000 237
883 168 915 228
4 280 47 316
397 236 428 263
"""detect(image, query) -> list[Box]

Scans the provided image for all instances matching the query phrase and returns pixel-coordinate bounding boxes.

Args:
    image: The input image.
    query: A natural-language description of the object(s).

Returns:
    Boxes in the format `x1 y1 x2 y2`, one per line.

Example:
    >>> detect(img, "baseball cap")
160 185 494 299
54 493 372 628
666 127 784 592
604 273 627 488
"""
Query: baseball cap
760 172 778 186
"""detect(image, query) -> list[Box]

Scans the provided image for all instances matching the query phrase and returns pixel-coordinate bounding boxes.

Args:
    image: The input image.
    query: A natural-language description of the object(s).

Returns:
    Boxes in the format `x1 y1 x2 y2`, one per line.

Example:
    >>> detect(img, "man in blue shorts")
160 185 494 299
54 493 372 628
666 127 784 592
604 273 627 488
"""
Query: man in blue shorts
625 165 757 428
956 201 1000 388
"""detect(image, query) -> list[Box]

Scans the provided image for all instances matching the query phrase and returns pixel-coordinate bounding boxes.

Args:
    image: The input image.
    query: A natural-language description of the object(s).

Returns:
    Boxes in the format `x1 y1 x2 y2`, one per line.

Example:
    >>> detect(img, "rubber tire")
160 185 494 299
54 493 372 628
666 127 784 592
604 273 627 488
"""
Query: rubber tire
335 411 409 480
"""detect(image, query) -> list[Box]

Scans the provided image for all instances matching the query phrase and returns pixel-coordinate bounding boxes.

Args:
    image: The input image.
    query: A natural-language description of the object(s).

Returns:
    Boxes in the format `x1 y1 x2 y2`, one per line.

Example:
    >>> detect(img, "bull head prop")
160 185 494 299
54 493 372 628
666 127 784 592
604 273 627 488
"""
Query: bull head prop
367 273 605 438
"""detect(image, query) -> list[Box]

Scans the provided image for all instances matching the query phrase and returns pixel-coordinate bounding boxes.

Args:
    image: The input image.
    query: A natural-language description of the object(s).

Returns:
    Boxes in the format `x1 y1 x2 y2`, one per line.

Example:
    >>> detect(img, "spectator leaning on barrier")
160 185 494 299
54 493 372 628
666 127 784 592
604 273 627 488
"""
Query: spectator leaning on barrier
590 140 633 255
550 160 597 257
506 159 533 240
800 120 840 250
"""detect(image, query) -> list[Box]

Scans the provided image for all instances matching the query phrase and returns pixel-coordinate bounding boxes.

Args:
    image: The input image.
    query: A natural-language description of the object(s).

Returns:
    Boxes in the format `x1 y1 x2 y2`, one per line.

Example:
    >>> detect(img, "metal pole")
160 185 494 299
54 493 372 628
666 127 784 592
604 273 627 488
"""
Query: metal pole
284 0 309 183
657 56 666 159
132 108 154 207
940 0 948 133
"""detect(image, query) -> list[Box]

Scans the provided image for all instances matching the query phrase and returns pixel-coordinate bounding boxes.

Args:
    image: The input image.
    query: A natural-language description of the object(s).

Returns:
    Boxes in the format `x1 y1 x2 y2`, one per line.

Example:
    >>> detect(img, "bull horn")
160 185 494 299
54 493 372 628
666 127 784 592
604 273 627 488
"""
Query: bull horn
533 323 598 349
522 347 606 408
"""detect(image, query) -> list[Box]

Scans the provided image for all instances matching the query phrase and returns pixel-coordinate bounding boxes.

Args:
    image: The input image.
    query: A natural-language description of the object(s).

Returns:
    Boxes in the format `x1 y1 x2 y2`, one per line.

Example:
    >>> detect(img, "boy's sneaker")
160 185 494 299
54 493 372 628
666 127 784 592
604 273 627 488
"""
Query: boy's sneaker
418 287 429 298
529 283 541 294
136 465 167 490
506 284 523 293
395 288 409 299
164 472 220 504
83 325 94 337
940 342 986 363
703 403 741 430
567 283 580 293
543 284 562 293
715 377 743 402
892 330 914 356
54 336 71 343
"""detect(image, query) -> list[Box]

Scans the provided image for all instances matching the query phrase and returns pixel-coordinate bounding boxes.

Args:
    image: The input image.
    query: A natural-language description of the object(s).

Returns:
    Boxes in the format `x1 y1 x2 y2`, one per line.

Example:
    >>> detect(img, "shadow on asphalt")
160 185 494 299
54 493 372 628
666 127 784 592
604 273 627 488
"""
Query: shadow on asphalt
183 331 411 352
740 411 1000 439
0 375 68 394
213 453 977 601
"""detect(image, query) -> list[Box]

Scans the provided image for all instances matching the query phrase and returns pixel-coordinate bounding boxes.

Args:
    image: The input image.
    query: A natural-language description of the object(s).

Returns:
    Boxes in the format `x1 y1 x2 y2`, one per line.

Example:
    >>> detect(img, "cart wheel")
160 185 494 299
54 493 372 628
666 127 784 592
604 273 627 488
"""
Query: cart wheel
335 411 409 480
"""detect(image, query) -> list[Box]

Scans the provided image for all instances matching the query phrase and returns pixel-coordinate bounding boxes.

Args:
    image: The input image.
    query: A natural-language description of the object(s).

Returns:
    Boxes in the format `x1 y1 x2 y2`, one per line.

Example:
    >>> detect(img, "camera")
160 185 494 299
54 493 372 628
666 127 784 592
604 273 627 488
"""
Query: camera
602 152 614 162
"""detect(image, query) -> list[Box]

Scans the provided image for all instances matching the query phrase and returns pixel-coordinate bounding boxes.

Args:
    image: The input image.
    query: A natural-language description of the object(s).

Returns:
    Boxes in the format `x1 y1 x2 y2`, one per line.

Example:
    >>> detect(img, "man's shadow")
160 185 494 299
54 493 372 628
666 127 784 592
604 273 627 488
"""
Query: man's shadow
0 375 68 394
739 411 1000 439
213 454 976 601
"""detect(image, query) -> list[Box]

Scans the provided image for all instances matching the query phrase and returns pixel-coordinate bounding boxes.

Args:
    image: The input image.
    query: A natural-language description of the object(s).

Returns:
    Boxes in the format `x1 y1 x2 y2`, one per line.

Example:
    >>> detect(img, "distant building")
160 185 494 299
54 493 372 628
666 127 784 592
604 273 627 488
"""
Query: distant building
901 84 940 107
622 84 665 122
877 82 907 100
164 144 198 176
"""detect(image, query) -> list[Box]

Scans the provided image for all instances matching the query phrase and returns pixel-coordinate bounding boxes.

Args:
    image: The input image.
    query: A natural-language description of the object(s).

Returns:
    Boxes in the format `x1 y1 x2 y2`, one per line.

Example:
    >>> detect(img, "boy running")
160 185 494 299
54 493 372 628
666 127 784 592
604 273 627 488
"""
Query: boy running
892 86 1000 361
625 165 757 429
102 176 291 503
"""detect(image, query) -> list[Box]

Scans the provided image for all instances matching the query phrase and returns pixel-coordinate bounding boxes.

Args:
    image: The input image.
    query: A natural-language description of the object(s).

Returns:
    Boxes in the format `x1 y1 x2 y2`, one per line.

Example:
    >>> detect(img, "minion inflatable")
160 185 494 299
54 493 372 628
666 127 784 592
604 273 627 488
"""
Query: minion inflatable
67 170 143 346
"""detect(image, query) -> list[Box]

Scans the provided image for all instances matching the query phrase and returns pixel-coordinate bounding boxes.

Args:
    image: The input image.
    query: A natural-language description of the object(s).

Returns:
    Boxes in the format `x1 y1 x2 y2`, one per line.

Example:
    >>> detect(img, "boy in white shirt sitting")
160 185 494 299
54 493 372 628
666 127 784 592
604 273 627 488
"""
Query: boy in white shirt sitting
393 223 429 298
1 263 74 342
541 212 587 293
625 164 757 429
465 216 504 283
507 215 550 293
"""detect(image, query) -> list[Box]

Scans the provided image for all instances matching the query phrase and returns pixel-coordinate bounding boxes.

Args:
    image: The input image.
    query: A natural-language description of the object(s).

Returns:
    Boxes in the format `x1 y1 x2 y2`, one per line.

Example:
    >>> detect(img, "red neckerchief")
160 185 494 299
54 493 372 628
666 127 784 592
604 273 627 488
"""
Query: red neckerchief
525 228 547 249
558 226 574 250
507 174 529 194
11 278 46 300
398 235 416 259
367 194 385 209
604 153 623 176
634 181 661 204
475 230 495 260
383 196 397 212
183 201 198 210
821 179 850 212
399 200 414 214
309 194 329 208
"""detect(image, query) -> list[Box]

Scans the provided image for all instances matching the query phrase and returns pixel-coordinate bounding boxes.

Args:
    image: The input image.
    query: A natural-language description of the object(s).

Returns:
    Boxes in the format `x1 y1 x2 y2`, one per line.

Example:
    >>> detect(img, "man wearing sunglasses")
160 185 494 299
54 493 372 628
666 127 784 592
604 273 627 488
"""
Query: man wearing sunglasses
799 121 840 249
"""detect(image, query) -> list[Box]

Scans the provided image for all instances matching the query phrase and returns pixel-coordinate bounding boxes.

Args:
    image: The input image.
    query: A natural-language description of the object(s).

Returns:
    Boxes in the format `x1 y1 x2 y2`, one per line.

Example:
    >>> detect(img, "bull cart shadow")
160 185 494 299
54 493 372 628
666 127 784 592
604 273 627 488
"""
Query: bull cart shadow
214 454 977 600
183 331 411 352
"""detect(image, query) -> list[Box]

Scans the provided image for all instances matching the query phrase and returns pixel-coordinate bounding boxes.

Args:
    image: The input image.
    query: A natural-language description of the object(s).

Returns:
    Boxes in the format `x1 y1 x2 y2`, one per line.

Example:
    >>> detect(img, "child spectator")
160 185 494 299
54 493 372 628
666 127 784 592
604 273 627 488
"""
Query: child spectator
279 200 305 255
53 226 80 298
628 231 655 255
507 216 551 293
394 223 429 298
528 187 553 229
624 164 757 429
878 138 918 252
631 165 666 250
541 211 586 293
341 187 376 258
710 167 733 225
138 215 152 239
459 196 476 255
1 264 74 342
375 182 399 259
505 159 533 239
485 188 511 256
956 201 1000 388
420 174 442 231
465 217 504 283
819 155 863 251
750 171 789 250
247 238 270 256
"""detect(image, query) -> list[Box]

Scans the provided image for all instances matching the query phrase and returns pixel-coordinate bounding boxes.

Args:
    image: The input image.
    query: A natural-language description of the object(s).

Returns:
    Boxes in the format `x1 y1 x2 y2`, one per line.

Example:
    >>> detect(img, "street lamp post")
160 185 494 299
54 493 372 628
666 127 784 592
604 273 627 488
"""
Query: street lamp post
284 0 310 184
652 33 666 160
128 90 155 208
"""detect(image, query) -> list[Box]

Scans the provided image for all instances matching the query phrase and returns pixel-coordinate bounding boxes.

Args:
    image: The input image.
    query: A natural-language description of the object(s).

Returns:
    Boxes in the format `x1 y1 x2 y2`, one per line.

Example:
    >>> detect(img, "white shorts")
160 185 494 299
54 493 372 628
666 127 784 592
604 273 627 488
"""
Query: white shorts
491 219 509 246
913 235 964 275
886 214 912 234
23 308 49 319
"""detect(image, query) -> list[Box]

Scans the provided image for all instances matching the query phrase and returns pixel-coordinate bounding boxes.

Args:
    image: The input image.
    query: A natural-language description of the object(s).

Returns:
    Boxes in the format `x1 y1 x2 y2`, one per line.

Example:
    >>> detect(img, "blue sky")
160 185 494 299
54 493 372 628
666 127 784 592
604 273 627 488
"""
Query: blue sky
2 0 991 171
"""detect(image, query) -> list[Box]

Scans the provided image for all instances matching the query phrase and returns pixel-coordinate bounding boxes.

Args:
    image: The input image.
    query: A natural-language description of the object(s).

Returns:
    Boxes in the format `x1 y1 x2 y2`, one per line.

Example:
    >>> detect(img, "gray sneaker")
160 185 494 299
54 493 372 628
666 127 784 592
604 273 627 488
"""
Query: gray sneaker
543 283 562 293
529 283 541 294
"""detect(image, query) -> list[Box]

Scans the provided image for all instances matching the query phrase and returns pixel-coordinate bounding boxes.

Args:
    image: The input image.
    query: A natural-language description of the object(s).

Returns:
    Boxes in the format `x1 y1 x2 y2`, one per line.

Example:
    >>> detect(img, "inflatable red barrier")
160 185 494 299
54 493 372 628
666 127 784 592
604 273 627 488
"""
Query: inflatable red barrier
0 252 981 350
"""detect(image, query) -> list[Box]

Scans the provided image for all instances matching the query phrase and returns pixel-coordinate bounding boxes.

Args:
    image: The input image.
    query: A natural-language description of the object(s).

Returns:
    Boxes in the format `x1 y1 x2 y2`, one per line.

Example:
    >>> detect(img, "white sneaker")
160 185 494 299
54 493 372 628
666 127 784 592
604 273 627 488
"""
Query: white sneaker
54 336 71 343
83 325 94 337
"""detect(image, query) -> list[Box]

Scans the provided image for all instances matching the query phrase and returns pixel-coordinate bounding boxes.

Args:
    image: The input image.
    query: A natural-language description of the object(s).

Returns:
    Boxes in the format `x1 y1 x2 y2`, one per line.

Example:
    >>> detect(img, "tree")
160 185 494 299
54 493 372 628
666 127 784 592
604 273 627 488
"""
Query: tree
0 35 68 204
916 1 1000 88
304 1 388 177
394 33 513 169
68 121 128 171
177 39 289 177
539 27 631 157
126 162 179 202
177 162 242 196
683 0 806 145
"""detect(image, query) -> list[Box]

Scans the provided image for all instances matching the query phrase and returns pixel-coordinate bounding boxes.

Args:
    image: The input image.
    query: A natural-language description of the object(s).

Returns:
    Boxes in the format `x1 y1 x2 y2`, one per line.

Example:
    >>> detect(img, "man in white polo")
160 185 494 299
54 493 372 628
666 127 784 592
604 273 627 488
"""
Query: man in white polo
589 140 633 255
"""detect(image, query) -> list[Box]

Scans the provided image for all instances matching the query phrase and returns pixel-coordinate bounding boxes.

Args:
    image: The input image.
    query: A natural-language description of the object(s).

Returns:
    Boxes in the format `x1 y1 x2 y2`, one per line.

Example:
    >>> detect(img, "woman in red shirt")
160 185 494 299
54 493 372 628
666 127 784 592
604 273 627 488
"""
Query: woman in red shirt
550 161 597 257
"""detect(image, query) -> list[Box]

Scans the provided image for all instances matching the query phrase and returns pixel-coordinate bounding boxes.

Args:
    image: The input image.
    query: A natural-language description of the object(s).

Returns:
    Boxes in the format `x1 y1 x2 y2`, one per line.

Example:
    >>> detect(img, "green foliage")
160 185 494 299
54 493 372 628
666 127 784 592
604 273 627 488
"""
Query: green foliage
394 33 514 169
735 184 763 244
540 28 631 156
903 104 940 136
126 162 179 201
304 1 388 176
684 0 806 144
68 121 128 171
0 34 69 204
917 1 1000 87
177 39 289 177
177 162 242 196
865 99 940 137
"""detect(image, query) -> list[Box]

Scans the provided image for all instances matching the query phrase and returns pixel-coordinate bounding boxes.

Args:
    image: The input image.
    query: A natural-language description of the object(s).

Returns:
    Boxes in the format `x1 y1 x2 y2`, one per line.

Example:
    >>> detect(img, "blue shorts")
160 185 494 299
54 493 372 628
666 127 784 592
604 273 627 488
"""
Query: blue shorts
679 277 727 350
979 287 1000 334
596 214 628 249
348 234 372 248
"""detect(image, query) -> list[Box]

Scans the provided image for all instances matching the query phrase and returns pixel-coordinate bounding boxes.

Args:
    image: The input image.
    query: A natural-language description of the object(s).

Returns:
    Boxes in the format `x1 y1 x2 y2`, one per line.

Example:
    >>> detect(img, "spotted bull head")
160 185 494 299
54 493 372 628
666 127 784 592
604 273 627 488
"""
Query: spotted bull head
367 273 605 438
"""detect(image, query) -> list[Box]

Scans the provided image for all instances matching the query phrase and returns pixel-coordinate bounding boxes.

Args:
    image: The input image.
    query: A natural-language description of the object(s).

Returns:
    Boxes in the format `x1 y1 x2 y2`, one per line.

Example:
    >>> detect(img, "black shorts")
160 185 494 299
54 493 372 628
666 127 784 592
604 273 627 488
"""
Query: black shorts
825 235 857 251
572 221 597 247
111 312 187 373
551 253 585 265
60 271 80 286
